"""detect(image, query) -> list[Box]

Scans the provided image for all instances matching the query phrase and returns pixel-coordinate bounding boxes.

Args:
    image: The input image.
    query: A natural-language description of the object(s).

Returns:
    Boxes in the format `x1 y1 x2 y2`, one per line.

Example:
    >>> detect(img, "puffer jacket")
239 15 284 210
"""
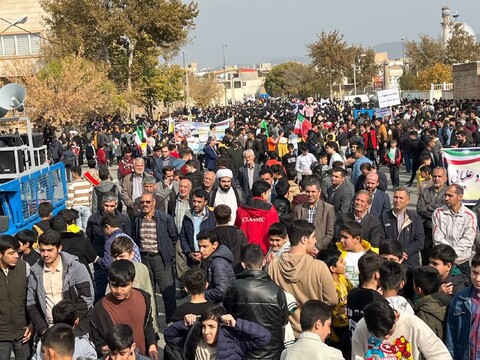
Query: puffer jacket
203 244 235 304
414 291 450 341
164 318 271 360
223 270 288 360
27 252 94 334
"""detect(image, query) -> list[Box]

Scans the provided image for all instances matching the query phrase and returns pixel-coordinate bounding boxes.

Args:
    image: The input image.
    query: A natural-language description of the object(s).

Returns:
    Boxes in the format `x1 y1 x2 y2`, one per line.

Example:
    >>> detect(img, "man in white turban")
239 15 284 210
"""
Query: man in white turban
211 168 245 225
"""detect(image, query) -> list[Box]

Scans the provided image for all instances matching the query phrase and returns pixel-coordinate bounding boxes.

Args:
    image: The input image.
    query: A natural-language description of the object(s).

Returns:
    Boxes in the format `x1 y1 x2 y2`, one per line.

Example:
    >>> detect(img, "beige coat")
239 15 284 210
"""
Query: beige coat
293 200 336 250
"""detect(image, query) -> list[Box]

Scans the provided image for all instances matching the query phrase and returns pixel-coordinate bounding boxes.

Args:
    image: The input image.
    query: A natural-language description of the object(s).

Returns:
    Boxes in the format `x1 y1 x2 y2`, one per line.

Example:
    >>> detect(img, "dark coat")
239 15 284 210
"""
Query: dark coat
238 164 261 201
164 318 271 360
214 225 248 274
203 145 218 171
203 245 235 304
223 270 288 360
86 209 131 257
337 212 382 246
153 156 176 182
180 209 216 257
60 231 97 274
326 180 355 221
354 171 389 193
381 209 425 268
369 189 391 218
132 210 178 267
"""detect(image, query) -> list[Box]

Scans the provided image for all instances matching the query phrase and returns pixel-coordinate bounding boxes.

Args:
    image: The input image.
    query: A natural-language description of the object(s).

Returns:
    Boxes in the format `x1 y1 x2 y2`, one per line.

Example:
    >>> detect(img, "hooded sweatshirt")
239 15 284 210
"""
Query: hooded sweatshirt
352 303 452 360
268 253 338 337
235 198 279 254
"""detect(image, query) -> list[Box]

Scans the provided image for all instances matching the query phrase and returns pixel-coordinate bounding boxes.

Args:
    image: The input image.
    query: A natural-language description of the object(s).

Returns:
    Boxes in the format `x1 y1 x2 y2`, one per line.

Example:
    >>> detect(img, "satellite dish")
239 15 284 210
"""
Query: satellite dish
0 83 26 110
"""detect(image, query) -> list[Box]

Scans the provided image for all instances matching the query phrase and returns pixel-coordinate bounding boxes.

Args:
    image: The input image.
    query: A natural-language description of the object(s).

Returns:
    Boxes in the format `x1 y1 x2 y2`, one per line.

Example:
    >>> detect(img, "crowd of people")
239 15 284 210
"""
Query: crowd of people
2 97 480 360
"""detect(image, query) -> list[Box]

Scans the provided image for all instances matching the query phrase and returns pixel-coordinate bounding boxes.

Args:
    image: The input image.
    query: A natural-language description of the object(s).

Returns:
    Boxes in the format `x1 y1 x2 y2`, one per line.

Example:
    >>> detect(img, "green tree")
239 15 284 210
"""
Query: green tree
405 35 445 73
138 64 185 117
264 62 317 97
445 23 480 65
398 69 420 90
41 0 199 89
308 30 351 97
345 47 378 93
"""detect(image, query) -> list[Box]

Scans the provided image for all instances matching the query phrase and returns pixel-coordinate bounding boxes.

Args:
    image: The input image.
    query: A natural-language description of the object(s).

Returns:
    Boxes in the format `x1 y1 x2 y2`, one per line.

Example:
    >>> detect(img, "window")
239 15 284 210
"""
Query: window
224 82 231 89
0 33 42 56
233 81 242 89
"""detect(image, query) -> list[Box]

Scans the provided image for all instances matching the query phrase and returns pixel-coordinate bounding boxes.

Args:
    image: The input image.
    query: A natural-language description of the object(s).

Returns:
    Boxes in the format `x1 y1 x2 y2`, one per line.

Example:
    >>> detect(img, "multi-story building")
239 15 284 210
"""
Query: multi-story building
0 0 45 78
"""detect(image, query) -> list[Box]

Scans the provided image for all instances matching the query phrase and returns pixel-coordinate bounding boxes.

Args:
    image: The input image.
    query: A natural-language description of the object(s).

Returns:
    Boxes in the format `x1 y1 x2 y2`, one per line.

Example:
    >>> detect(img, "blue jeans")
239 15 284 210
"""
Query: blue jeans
73 205 91 232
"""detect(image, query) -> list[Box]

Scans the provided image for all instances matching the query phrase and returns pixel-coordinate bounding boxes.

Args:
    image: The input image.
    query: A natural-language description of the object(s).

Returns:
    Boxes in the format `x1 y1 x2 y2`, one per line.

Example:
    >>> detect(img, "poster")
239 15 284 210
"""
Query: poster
442 148 480 205
377 89 401 108
174 118 231 153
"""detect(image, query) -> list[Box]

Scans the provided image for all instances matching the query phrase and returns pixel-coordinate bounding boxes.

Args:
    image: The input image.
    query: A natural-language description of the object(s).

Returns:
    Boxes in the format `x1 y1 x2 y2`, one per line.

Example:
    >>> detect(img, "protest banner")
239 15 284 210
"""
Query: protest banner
442 148 480 205
377 89 401 108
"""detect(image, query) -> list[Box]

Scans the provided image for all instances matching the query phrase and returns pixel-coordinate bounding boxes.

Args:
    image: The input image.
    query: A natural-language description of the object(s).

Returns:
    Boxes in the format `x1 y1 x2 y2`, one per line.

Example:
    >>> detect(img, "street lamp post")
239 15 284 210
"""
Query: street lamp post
401 37 406 68
223 44 227 107
0 15 28 35
182 51 190 116
353 54 366 96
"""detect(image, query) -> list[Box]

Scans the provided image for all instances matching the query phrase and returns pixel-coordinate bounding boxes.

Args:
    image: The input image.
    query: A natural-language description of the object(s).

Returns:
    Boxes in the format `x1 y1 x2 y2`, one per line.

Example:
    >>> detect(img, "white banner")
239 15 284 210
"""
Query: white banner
377 89 401 108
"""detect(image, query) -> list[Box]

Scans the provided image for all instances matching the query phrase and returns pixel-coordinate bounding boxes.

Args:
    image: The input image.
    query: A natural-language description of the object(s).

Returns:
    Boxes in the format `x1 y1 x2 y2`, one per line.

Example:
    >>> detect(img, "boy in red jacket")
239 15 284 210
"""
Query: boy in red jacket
235 180 279 254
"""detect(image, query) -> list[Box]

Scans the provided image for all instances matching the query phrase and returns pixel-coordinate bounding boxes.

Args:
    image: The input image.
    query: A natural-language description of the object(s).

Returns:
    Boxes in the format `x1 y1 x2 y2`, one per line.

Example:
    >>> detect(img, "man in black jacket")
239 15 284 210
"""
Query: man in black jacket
86 192 131 302
133 191 178 323
0 235 33 360
223 244 288 360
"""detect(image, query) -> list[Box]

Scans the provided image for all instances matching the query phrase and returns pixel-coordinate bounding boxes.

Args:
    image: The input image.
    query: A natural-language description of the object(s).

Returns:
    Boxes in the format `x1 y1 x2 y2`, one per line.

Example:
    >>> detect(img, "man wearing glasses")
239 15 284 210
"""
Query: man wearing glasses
132 191 178 324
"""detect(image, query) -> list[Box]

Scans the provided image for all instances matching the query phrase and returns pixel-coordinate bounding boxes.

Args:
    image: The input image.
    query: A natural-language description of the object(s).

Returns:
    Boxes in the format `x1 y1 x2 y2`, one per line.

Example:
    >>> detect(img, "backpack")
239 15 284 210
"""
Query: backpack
94 184 117 212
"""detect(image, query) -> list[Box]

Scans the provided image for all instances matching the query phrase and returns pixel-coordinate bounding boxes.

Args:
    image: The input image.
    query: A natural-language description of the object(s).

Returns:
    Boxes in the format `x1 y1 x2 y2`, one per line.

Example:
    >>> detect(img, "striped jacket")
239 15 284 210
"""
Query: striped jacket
67 178 93 208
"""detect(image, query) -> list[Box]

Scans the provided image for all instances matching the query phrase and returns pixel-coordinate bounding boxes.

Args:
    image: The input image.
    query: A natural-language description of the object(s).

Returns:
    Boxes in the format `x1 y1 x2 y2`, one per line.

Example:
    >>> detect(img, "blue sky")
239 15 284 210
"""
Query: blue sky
175 0 480 69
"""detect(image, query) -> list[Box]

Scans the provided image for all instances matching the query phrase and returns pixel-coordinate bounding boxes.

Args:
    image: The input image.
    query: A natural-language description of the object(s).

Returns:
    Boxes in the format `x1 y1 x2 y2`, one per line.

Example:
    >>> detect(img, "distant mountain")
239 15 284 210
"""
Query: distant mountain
267 56 310 66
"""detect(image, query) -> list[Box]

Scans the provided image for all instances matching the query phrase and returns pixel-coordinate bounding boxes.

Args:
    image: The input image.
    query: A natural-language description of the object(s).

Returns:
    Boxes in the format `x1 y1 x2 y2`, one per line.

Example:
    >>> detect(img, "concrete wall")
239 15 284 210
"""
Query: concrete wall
453 62 480 100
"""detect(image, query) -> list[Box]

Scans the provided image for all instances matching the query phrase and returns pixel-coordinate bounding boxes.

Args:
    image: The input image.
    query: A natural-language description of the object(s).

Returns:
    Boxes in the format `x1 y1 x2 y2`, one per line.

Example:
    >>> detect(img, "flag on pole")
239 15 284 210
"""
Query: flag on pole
135 124 147 146
260 119 269 137
294 113 312 141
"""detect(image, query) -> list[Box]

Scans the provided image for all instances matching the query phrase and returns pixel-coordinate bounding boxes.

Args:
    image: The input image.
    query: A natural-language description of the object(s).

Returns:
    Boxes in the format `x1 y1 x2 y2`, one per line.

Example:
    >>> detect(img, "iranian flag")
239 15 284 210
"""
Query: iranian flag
294 112 312 141
135 124 147 146
442 148 480 204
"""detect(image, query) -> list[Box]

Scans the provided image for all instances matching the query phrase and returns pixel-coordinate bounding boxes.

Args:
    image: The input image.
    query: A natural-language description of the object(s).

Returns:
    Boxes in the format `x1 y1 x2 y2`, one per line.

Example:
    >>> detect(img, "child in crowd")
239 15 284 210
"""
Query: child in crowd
103 324 150 360
419 164 433 192
347 251 384 335
34 300 96 360
336 221 377 287
412 266 450 340
170 268 215 322
429 244 471 297
317 248 353 357
110 236 158 333
379 240 414 301
266 223 291 264
446 252 480 359
32 201 53 242
384 139 402 188
379 261 414 315
416 154 432 191
353 299 452 359
197 230 235 304
15 229 41 266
